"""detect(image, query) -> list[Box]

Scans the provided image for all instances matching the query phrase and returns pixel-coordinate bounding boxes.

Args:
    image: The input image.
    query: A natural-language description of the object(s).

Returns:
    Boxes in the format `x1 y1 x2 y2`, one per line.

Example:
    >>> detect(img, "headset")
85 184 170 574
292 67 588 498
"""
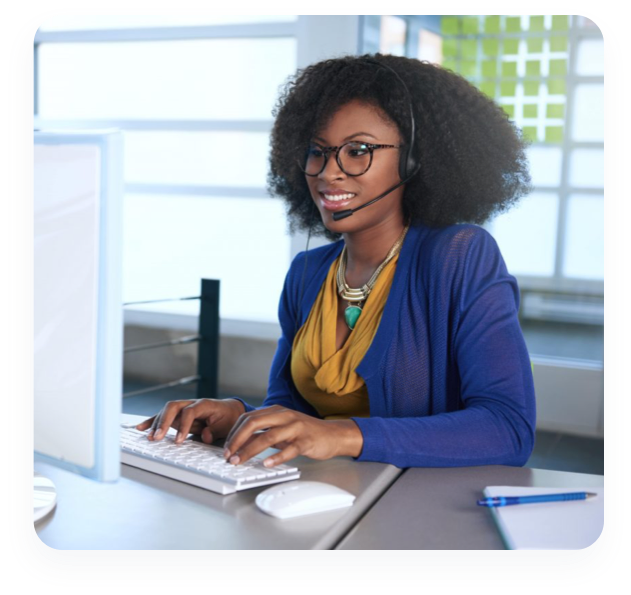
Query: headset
294 57 420 335
364 57 419 183
331 57 420 221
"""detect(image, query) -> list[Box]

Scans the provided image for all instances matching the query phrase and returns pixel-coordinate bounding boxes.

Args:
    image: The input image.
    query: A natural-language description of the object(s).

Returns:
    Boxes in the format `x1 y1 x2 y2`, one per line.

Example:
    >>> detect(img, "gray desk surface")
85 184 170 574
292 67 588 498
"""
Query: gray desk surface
34 414 402 550
336 465 604 549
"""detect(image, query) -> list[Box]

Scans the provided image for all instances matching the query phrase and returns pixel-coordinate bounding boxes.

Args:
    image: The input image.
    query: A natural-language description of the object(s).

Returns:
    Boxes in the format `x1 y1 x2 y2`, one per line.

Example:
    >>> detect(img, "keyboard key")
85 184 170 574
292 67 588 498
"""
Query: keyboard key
120 426 300 494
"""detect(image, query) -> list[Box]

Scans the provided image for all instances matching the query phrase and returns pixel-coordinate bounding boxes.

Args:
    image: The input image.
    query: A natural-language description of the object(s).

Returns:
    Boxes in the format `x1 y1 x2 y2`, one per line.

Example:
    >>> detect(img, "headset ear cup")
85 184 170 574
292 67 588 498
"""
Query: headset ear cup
407 155 419 178
399 149 419 181
362 55 419 182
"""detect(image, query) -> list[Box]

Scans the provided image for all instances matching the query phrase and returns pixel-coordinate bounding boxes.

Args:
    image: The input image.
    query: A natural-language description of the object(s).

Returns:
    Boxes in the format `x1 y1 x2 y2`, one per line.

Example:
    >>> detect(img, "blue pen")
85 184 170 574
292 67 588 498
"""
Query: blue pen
477 492 598 507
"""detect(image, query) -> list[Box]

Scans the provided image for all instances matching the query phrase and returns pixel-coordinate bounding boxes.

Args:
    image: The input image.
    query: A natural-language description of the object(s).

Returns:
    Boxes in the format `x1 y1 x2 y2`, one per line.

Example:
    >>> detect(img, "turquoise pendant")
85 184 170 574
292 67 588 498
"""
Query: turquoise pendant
345 305 362 330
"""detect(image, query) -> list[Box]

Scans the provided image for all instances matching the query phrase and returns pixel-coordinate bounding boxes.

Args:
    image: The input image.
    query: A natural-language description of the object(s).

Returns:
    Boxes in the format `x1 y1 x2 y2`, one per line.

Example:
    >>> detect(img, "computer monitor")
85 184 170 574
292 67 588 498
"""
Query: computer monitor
34 130 124 521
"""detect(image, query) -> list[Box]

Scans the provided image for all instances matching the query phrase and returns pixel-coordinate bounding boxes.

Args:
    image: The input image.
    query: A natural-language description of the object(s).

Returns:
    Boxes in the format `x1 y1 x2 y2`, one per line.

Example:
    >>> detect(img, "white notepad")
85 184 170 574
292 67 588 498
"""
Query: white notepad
483 486 604 550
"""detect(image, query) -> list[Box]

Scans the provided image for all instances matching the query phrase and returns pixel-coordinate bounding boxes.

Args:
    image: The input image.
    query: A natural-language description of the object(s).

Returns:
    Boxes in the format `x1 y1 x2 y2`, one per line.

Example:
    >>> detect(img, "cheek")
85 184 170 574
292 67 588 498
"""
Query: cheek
367 160 400 187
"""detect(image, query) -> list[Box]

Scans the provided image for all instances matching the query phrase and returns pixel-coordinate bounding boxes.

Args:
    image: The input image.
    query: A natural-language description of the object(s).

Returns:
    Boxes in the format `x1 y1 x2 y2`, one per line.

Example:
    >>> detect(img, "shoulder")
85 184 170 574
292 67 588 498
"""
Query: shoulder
409 223 501 273
420 223 498 257
406 223 512 300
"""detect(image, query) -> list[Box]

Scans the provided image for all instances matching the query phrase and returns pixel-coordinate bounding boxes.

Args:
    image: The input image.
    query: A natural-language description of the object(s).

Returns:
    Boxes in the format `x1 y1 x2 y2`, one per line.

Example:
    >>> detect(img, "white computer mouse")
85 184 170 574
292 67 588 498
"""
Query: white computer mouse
255 480 356 519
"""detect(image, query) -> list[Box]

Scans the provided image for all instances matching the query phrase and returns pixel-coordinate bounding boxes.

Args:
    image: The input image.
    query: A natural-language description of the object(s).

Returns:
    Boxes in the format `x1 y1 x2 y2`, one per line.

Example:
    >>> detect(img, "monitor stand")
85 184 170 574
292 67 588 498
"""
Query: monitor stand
34 472 57 523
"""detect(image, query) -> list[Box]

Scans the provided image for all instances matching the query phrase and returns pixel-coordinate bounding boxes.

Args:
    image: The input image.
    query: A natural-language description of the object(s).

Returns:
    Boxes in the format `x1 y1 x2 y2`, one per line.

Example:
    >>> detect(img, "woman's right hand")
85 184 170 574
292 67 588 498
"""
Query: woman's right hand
135 398 246 445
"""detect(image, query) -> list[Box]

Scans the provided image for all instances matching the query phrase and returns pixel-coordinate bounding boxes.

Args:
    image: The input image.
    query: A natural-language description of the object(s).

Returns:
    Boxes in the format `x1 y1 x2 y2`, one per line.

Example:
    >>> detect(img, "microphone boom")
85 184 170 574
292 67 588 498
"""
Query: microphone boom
331 175 413 221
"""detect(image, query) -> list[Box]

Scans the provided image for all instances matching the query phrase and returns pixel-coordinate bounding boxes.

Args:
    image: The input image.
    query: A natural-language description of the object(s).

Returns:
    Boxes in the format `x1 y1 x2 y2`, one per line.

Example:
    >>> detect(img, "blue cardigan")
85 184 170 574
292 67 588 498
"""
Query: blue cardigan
237 223 536 468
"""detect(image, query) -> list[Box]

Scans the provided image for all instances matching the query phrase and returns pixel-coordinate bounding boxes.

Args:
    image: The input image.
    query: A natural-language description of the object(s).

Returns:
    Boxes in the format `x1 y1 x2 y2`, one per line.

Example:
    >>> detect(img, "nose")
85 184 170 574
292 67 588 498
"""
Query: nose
317 152 346 181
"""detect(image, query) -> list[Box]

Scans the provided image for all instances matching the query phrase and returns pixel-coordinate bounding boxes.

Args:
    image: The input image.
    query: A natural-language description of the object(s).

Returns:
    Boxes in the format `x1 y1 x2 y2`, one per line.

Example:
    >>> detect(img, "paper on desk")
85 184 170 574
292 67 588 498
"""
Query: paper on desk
483 486 604 550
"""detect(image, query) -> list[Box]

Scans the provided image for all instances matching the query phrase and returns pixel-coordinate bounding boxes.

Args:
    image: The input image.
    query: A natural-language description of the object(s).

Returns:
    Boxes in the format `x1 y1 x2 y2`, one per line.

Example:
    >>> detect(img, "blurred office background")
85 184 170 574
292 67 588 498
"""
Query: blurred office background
33 15 603 474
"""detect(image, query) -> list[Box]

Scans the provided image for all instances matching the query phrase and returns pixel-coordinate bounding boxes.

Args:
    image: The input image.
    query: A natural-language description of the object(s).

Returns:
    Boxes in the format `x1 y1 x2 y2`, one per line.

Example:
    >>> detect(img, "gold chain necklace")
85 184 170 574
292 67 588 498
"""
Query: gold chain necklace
336 224 409 330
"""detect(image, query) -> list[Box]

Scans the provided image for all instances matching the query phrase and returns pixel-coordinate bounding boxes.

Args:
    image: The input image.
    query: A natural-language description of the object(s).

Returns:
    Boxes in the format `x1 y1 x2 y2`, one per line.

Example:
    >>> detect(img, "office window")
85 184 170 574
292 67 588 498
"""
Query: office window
490 192 559 277
38 38 296 120
563 194 604 280
35 20 297 323
431 15 603 293
368 15 604 361
123 194 290 322
380 16 407 55
123 131 270 187
417 28 443 64
37 15 297 30
359 14 604 339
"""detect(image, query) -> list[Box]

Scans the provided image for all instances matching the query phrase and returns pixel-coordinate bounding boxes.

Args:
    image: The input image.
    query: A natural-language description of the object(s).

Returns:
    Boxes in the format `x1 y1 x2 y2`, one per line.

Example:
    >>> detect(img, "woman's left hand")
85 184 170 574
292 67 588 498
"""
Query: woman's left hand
222 405 363 467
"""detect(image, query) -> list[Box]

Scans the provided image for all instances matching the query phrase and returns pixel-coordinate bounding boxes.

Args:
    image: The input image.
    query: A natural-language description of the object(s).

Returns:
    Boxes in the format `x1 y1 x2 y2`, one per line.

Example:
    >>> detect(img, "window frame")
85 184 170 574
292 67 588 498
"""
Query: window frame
33 16 361 339
369 15 604 299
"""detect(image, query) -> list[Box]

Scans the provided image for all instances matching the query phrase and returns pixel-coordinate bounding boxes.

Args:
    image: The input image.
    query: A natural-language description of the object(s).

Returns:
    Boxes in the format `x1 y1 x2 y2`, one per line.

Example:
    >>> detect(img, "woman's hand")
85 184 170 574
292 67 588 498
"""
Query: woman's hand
222 405 364 467
135 398 245 445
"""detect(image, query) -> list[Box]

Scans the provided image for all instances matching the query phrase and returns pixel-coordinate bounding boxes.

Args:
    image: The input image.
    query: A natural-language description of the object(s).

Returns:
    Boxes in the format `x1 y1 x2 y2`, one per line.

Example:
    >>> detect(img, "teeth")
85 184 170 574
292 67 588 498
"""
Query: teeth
324 193 355 201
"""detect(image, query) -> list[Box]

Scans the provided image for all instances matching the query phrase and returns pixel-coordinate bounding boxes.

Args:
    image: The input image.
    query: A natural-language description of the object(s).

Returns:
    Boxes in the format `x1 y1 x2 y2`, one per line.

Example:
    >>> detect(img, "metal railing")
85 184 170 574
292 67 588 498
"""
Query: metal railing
122 279 220 400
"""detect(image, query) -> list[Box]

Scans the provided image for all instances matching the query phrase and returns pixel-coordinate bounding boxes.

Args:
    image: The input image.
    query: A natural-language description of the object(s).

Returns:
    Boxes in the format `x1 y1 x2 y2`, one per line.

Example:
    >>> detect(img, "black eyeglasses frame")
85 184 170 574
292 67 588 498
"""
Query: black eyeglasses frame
298 141 403 177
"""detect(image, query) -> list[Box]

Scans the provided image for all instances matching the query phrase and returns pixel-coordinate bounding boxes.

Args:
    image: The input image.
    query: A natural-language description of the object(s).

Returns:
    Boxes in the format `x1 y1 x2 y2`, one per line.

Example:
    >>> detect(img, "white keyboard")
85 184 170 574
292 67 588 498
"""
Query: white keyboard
120 426 300 495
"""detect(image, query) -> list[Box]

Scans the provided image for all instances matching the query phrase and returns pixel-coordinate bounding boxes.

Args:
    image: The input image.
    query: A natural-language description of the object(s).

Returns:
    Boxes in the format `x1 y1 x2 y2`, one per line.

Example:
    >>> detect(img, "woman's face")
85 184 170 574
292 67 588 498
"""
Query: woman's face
305 99 405 235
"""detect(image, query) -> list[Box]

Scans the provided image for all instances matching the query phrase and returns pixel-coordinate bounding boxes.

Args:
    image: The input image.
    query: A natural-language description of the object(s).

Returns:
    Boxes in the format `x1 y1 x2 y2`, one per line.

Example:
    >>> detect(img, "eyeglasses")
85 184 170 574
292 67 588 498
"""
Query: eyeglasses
298 141 402 177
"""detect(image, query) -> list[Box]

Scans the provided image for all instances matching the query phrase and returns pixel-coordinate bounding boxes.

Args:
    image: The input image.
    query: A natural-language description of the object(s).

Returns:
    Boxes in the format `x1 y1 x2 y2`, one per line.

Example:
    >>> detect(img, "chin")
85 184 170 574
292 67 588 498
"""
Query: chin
319 209 355 234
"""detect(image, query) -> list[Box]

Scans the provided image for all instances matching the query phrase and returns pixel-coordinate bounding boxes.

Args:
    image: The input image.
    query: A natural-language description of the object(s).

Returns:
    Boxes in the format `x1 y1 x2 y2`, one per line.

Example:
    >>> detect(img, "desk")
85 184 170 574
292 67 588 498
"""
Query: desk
335 466 604 549
34 415 402 550
35 416 604 550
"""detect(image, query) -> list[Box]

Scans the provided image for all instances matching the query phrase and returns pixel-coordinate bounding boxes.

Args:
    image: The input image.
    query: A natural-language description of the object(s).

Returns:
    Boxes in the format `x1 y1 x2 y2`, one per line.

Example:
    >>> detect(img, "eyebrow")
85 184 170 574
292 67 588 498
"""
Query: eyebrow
313 131 378 144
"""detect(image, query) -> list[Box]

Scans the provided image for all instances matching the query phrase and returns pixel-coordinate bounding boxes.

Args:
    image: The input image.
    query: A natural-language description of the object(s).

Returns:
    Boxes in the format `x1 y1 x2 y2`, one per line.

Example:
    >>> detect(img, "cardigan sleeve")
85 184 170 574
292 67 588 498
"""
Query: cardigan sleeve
351 228 536 468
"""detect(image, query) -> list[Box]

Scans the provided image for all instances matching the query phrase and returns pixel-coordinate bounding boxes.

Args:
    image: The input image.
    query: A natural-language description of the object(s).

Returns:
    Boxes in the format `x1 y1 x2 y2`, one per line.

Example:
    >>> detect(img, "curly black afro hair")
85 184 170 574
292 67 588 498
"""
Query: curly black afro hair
267 53 533 242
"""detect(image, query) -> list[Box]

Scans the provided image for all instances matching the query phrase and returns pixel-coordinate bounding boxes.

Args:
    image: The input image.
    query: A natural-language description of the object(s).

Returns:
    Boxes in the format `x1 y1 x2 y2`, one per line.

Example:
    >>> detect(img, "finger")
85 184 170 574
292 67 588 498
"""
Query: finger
224 432 257 451
149 405 172 438
200 426 214 444
227 434 268 465
262 443 301 468
152 400 194 441
175 419 205 437
148 414 161 438
135 416 156 431
272 440 291 450
224 413 287 459
224 405 285 448
168 419 205 444
228 426 295 466
175 401 214 443
225 405 286 450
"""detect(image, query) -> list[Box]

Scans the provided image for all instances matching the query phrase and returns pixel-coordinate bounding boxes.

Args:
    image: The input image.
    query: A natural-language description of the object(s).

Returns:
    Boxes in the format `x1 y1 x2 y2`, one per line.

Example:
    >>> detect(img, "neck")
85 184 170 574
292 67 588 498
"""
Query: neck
343 216 407 274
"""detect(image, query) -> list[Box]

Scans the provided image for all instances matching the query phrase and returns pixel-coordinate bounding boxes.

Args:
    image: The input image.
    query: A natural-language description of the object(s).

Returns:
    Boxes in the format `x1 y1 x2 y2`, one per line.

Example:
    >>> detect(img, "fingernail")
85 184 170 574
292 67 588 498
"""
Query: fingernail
223 448 230 459
176 431 182 442
229 455 240 465
264 458 274 468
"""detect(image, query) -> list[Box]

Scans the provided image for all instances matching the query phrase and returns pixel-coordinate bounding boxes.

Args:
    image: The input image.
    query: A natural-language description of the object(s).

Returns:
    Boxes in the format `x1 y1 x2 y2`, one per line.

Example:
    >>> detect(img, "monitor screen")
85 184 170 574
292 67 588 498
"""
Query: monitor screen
34 130 124 482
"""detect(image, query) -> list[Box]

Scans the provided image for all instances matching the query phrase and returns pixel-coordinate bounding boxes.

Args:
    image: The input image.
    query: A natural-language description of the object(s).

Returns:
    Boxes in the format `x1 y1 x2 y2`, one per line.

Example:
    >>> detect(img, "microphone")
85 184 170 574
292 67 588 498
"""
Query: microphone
331 169 418 221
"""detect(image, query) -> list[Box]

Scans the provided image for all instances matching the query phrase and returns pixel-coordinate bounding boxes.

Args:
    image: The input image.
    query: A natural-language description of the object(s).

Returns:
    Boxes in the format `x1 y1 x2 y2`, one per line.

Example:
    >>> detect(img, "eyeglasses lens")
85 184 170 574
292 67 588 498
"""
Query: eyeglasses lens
303 142 371 176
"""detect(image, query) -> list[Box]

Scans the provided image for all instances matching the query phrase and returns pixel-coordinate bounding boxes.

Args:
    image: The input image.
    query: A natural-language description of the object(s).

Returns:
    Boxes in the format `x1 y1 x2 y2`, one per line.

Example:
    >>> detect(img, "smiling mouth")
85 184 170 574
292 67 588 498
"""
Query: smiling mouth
321 192 356 201
318 192 357 211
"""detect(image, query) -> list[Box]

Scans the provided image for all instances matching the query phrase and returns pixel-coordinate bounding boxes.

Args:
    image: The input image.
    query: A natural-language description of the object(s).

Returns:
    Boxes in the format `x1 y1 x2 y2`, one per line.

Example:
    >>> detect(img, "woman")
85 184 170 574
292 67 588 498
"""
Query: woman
138 54 536 469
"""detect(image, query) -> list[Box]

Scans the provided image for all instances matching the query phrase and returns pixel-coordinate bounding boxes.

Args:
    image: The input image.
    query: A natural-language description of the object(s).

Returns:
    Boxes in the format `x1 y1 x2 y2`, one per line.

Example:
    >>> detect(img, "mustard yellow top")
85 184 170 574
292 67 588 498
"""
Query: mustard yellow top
291 251 399 420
